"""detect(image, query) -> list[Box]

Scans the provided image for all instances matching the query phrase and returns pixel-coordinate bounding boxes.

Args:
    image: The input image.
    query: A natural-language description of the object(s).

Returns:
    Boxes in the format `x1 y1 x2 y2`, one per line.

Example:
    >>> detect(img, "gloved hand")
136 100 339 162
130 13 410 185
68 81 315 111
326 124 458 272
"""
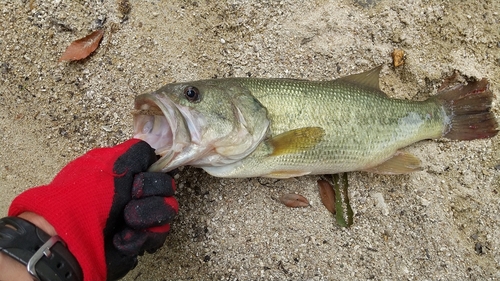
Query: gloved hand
8 139 178 280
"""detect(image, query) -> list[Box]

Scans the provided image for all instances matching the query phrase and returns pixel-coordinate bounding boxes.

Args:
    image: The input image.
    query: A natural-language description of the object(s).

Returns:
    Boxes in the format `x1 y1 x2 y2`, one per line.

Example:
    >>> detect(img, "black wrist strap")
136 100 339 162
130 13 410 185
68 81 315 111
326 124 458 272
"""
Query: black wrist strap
0 217 83 281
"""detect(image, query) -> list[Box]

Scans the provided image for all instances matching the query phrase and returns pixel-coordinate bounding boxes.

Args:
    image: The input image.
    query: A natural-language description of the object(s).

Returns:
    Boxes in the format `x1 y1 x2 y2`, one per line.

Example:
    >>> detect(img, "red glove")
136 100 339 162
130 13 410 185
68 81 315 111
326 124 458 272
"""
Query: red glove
9 139 179 280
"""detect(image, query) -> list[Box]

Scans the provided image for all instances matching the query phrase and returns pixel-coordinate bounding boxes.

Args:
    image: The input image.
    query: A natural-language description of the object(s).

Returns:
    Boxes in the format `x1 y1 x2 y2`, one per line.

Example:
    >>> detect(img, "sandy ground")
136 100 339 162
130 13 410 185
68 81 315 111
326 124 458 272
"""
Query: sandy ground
1 0 499 280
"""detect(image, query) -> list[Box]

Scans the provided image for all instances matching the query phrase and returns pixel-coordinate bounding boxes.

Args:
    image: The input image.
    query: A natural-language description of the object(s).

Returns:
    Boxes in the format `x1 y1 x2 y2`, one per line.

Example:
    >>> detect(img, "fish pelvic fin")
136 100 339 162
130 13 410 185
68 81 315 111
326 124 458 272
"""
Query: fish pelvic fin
436 77 498 140
268 127 325 156
364 151 423 174
263 170 312 178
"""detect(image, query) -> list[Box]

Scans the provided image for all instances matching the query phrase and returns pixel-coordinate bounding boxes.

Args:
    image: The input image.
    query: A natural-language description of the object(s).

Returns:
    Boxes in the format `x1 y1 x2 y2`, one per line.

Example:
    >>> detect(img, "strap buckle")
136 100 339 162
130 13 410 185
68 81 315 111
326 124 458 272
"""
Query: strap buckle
27 235 65 281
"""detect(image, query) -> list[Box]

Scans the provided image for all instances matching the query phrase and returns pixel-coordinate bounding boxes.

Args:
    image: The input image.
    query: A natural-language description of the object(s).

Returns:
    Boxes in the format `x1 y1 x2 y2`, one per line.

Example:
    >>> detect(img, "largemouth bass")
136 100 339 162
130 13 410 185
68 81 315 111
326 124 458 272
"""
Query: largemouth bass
133 67 498 178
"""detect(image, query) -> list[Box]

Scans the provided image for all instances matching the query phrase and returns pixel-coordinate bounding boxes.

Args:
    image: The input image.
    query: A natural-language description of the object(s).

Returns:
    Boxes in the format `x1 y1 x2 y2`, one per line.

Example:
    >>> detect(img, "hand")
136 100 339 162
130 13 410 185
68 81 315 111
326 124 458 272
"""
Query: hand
8 139 179 280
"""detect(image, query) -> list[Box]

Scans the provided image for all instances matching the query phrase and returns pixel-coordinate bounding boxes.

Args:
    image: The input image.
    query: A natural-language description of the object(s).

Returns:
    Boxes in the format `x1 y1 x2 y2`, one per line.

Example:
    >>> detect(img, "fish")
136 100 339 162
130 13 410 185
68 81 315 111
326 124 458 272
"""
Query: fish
132 66 498 178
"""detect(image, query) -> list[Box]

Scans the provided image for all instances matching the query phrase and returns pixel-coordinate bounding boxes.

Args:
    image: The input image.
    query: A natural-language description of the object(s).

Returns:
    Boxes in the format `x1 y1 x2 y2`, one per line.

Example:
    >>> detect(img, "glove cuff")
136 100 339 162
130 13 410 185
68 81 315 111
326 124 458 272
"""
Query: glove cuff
9 185 109 281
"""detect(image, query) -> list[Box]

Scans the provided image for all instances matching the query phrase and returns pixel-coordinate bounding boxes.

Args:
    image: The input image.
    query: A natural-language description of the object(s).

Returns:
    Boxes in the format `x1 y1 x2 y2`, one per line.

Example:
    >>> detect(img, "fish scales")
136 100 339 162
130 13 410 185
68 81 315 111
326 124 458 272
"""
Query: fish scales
204 78 445 177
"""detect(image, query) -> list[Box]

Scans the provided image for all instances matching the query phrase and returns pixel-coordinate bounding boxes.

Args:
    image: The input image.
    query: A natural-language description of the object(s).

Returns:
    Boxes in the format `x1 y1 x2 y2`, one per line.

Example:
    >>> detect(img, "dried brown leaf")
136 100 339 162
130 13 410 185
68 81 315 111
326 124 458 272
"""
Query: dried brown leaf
317 180 336 214
59 29 104 62
279 193 309 208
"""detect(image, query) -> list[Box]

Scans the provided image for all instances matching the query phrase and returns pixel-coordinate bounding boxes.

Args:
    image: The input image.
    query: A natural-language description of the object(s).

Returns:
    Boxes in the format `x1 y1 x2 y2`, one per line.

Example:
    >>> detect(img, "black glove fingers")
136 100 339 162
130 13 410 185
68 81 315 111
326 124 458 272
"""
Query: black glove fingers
106 141 159 240
105 243 138 280
113 228 147 256
114 141 158 176
132 172 176 199
113 228 169 257
124 197 177 229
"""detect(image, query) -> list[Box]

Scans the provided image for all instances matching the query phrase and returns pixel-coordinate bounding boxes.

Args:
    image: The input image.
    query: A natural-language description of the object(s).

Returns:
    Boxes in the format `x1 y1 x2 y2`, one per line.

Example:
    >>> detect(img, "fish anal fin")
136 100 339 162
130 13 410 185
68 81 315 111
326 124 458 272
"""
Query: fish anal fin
268 127 325 156
364 151 422 175
339 66 384 94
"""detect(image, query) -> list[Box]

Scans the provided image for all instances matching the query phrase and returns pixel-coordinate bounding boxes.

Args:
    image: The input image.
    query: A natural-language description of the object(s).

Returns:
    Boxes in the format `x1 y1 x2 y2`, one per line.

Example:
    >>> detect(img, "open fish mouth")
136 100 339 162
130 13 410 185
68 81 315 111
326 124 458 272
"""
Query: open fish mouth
133 93 191 172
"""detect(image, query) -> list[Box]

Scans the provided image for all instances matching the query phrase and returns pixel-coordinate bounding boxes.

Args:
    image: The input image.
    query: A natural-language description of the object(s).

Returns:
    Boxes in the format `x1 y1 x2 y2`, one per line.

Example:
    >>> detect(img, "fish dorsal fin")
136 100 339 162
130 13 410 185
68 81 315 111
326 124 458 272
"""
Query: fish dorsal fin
339 66 383 92
364 150 422 174
268 127 325 156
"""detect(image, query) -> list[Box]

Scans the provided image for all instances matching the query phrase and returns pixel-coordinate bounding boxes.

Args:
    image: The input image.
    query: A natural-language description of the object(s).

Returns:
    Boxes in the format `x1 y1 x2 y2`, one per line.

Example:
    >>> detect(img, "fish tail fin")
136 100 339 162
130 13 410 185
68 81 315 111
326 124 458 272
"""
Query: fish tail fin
436 78 498 140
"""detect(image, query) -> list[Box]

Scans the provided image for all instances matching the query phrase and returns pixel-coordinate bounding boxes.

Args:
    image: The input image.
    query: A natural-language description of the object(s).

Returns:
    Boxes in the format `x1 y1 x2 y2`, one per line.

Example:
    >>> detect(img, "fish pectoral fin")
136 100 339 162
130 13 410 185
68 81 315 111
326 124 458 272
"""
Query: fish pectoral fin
268 127 325 156
263 170 311 178
364 151 423 174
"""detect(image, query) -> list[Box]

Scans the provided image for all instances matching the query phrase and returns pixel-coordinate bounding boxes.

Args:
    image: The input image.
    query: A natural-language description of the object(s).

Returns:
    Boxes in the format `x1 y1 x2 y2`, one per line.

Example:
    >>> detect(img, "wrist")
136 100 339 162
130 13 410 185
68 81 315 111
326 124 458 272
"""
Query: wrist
0 215 83 281
0 213 58 281
18 212 57 236
0 251 34 281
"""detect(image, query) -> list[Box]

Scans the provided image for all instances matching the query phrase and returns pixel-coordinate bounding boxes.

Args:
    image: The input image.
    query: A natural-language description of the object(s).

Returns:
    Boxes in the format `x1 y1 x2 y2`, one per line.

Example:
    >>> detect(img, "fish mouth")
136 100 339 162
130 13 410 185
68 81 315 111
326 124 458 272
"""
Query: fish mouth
133 93 191 172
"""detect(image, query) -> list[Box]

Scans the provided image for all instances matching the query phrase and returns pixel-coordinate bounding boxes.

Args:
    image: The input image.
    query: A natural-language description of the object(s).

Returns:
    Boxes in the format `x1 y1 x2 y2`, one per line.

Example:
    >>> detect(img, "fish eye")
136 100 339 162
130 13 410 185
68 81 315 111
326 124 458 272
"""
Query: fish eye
184 86 201 103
